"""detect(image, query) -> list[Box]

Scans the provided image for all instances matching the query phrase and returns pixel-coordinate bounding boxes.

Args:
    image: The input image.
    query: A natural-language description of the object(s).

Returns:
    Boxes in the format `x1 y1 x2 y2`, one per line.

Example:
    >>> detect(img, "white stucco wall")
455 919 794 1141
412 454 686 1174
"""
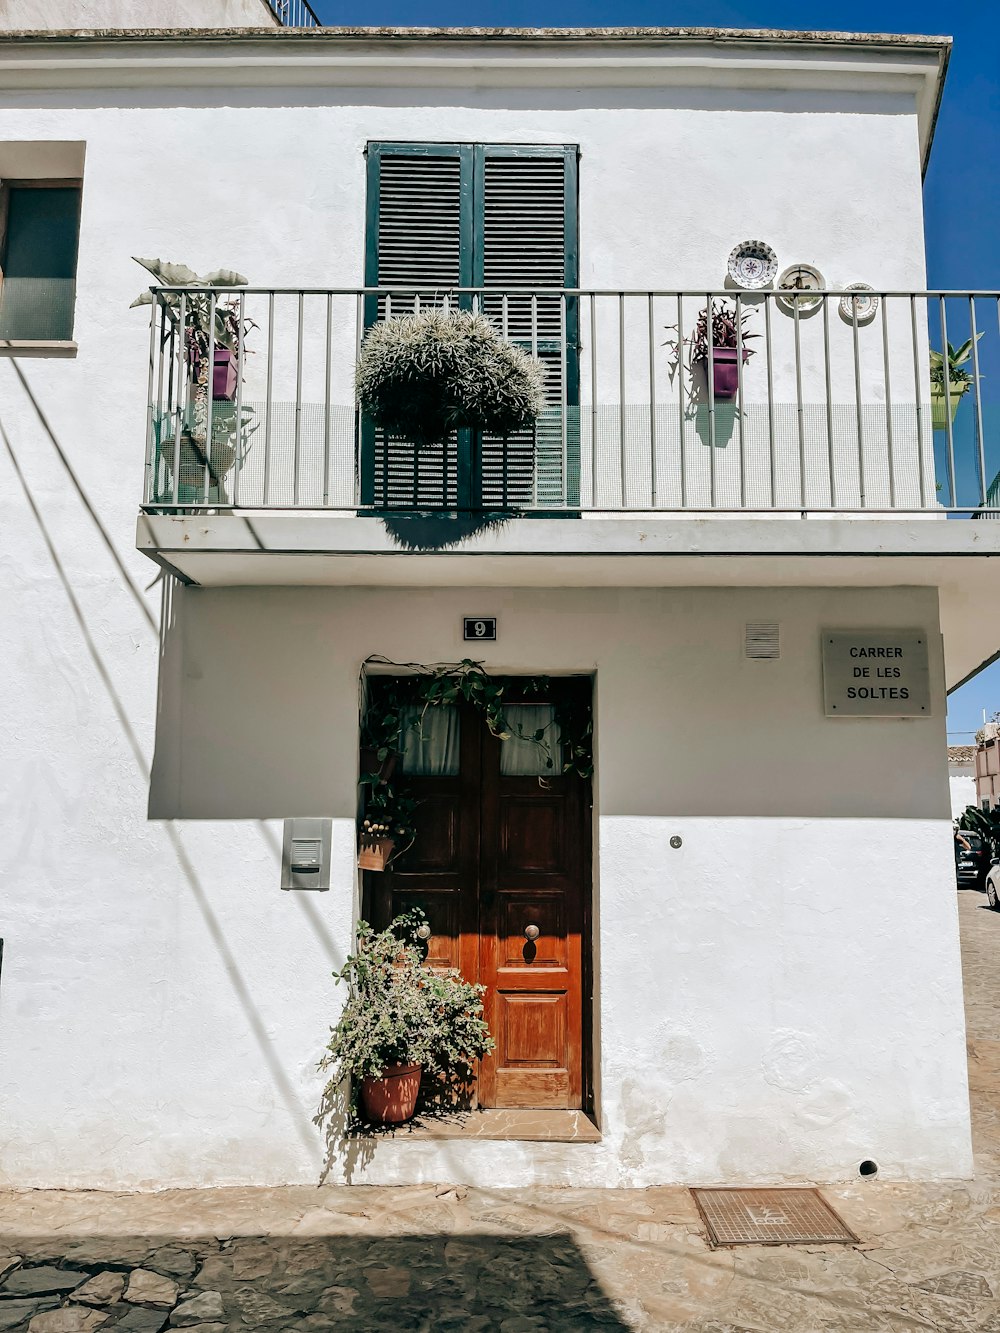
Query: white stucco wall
950 763 976 817
0 42 971 1189
0 578 970 1188
0 55 934 515
0 0 277 29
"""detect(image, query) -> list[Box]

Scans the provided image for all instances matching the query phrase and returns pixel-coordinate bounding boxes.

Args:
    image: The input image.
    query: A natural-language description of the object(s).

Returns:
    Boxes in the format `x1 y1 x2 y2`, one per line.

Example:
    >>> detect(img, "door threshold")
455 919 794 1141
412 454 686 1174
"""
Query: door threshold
358 1108 601 1143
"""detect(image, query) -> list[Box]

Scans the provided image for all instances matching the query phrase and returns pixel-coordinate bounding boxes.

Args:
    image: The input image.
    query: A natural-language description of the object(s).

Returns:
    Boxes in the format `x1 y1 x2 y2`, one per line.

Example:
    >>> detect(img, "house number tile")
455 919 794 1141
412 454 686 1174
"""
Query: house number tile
464 617 497 641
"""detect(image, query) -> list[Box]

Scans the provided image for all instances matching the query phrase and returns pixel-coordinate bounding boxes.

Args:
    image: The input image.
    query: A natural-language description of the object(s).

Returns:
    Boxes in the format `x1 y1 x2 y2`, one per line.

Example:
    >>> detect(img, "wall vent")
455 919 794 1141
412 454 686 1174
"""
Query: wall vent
745 623 780 660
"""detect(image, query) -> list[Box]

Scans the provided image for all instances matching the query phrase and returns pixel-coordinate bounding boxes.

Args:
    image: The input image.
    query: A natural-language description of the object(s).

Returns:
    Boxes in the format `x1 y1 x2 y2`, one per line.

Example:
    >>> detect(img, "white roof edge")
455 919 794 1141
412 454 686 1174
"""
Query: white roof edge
0 26 951 175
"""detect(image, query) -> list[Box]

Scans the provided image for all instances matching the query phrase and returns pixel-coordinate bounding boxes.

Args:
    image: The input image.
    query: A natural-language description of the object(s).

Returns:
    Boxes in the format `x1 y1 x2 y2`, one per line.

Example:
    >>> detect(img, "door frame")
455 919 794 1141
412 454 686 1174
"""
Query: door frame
357 668 596 1120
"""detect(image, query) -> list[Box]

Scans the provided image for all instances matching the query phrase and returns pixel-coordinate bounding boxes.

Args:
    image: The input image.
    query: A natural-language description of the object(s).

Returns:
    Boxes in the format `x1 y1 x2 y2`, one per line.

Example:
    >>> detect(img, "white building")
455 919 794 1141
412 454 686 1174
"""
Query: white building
1 9 997 1192
949 746 976 817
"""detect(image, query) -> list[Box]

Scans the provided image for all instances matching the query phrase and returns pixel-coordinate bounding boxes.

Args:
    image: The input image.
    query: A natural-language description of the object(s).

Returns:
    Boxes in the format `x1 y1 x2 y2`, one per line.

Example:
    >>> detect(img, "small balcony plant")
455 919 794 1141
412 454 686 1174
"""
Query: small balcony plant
320 910 495 1126
131 257 256 499
930 335 982 431
665 298 758 400
356 308 545 446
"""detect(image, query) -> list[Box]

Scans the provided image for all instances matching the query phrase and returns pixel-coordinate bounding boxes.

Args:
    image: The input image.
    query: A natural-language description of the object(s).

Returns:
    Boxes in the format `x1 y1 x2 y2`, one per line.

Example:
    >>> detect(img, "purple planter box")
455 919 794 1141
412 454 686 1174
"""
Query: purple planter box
213 348 239 401
708 347 745 400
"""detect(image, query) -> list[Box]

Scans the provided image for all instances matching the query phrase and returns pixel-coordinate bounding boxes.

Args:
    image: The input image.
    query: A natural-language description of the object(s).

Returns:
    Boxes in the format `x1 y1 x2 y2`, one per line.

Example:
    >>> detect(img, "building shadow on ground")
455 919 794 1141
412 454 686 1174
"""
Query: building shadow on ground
0 1233 630 1331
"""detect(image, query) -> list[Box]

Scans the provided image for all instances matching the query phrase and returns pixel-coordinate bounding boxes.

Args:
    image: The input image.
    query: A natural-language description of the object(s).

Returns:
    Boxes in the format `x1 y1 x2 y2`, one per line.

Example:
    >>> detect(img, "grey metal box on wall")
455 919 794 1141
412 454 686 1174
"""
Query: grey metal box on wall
281 818 332 891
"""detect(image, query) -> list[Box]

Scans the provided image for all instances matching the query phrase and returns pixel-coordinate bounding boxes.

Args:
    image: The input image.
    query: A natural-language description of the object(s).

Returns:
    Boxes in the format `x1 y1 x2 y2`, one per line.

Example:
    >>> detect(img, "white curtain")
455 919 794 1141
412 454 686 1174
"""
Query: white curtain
500 704 563 777
400 704 461 776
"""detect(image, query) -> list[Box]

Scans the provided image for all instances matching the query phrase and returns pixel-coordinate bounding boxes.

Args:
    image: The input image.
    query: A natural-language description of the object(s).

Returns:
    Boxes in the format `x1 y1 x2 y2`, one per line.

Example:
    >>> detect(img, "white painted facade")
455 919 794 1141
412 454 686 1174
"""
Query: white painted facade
0 26 984 1189
948 750 976 818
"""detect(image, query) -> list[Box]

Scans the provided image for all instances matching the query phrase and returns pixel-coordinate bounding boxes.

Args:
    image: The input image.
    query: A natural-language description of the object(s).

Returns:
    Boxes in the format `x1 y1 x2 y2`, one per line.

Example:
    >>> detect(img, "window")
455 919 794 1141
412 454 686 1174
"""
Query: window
0 181 82 342
362 142 579 510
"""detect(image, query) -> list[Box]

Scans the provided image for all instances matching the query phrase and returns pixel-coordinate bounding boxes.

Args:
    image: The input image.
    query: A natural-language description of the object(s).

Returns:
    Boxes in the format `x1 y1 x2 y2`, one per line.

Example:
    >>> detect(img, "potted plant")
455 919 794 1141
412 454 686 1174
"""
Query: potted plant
665 299 758 400
930 335 982 430
356 308 545 446
131 257 256 498
357 786 416 872
320 911 495 1126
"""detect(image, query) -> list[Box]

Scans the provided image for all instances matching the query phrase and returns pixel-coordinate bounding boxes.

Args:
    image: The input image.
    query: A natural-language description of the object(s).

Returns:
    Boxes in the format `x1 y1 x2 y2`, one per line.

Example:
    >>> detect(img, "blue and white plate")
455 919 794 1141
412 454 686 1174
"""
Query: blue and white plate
727 240 778 290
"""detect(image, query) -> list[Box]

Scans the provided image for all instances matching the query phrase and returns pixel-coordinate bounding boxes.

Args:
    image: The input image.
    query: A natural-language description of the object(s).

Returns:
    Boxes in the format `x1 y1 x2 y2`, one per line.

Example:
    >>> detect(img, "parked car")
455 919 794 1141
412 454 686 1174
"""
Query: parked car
984 859 1000 909
955 829 991 889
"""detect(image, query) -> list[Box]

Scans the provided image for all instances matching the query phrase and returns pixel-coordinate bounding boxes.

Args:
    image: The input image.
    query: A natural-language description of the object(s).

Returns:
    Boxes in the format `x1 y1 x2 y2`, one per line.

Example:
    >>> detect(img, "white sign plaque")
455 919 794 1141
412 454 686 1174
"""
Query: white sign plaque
822 630 930 717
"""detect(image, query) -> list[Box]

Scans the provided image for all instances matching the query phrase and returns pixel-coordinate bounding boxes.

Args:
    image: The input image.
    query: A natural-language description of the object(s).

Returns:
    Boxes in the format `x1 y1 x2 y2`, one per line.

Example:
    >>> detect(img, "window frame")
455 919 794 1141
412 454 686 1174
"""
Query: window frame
0 176 83 353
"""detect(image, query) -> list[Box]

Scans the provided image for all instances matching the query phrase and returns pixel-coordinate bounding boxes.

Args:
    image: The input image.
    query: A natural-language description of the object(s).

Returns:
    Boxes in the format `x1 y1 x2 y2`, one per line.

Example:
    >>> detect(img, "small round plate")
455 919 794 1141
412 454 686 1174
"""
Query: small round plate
776 263 825 312
839 283 879 324
727 240 778 290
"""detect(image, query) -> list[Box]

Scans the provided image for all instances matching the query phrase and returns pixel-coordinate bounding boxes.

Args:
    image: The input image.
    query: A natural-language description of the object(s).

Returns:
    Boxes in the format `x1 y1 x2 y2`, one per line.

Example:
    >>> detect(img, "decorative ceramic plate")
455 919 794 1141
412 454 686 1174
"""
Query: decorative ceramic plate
839 283 879 323
776 263 825 312
727 240 778 290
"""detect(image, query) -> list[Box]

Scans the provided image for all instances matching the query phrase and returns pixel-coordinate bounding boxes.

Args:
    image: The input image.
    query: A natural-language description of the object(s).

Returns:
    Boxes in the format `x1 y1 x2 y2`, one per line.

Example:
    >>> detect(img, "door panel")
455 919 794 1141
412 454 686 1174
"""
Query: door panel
363 679 590 1110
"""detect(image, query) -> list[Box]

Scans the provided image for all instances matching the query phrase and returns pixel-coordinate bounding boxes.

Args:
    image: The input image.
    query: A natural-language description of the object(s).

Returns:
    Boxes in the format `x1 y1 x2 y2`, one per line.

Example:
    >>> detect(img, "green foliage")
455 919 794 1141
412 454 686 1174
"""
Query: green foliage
929 334 983 390
356 309 546 447
319 911 495 1114
957 804 1000 855
130 255 249 355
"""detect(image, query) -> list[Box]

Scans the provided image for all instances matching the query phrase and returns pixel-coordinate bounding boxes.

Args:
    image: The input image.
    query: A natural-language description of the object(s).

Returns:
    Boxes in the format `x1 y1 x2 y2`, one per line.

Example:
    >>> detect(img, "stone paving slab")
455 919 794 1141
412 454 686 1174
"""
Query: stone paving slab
1 892 999 1331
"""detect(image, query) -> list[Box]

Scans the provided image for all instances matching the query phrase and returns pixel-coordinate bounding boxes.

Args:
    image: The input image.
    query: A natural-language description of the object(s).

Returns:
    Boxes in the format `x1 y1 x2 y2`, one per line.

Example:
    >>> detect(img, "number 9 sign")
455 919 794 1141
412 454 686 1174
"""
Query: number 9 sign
463 617 497 641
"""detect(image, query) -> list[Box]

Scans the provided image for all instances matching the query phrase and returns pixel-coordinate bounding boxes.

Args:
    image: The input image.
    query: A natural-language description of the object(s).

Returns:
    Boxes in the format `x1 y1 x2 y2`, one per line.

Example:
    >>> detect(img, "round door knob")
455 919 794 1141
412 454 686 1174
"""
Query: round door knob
524 924 540 941
415 924 432 941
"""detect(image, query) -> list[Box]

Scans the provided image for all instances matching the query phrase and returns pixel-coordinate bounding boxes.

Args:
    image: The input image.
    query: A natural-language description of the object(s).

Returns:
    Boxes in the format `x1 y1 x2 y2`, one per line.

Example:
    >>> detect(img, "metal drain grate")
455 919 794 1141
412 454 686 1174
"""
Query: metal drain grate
691 1187 859 1247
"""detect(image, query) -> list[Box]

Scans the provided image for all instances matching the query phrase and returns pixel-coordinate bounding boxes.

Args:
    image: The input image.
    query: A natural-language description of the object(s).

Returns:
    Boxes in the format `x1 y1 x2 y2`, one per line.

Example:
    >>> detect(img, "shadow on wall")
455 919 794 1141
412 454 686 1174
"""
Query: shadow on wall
379 510 516 550
0 1233 630 1330
0 364 344 1164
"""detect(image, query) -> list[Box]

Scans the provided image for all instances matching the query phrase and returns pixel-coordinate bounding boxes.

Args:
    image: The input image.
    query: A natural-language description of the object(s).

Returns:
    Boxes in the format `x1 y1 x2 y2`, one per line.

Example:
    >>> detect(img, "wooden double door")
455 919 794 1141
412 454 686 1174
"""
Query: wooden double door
364 679 591 1109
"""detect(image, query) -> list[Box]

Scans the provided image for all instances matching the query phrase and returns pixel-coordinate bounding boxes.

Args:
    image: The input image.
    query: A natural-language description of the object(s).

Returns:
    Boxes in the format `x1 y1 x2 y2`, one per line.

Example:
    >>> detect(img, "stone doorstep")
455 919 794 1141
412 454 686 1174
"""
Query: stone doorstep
357 1108 602 1142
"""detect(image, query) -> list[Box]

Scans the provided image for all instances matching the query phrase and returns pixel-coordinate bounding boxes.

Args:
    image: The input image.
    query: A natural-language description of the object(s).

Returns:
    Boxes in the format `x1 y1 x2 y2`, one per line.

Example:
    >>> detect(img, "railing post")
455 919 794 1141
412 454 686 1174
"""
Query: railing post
171 291 187 507
232 290 245 507
940 296 958 508
881 295 895 509
970 296 987 506
143 292 159 506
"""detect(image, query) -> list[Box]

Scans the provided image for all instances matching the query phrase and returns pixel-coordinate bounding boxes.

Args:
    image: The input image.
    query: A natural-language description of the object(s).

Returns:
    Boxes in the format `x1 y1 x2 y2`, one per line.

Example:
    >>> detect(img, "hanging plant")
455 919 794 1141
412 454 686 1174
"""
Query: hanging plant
356 309 546 446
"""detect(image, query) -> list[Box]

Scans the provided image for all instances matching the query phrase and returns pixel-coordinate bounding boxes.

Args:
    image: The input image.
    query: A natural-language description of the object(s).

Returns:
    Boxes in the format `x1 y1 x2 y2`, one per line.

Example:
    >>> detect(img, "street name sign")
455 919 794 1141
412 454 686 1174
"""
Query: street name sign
822 629 930 717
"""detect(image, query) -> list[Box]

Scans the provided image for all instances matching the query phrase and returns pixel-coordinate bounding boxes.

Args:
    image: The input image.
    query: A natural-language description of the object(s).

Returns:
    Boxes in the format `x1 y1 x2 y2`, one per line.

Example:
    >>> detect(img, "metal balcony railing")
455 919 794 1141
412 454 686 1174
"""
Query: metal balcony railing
142 287 1000 517
266 0 321 27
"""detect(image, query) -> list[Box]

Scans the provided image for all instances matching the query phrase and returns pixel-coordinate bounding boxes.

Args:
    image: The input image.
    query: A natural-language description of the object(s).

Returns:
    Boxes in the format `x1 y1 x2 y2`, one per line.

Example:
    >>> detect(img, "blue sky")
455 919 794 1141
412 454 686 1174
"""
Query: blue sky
310 0 1000 739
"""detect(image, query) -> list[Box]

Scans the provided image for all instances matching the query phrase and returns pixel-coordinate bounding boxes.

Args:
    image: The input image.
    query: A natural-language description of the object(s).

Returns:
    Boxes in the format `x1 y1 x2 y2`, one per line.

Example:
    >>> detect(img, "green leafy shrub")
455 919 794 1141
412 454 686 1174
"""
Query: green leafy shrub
356 309 545 446
320 911 495 1115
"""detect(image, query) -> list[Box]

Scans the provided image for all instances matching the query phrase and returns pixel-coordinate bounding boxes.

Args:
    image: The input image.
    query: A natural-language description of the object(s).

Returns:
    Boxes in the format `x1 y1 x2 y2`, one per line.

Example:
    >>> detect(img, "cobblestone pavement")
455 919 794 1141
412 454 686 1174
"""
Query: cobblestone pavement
3 891 1000 1332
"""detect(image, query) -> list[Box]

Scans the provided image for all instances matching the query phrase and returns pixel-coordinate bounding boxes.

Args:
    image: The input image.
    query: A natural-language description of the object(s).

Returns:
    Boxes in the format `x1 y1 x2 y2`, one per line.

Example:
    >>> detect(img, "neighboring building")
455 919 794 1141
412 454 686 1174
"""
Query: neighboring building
2 12 997 1192
949 745 976 817
0 0 293 29
976 735 1000 810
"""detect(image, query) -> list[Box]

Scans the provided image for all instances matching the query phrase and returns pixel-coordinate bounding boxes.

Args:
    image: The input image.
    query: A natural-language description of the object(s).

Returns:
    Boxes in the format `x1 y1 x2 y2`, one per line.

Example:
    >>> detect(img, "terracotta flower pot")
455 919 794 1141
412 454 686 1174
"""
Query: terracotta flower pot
358 836 395 872
930 383 967 431
360 1062 422 1124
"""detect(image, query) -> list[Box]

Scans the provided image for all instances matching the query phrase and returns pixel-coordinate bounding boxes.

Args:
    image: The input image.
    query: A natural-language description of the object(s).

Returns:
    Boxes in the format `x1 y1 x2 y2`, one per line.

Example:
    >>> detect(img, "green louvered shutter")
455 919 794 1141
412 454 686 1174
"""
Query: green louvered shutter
476 146 578 508
362 142 577 510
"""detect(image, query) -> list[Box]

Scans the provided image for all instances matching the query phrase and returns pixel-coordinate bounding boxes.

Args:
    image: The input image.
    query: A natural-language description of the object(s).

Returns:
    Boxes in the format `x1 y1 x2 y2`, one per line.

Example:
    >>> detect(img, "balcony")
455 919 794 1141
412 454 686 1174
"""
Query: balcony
140 285 1000 519
266 0 321 26
135 284 1000 686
